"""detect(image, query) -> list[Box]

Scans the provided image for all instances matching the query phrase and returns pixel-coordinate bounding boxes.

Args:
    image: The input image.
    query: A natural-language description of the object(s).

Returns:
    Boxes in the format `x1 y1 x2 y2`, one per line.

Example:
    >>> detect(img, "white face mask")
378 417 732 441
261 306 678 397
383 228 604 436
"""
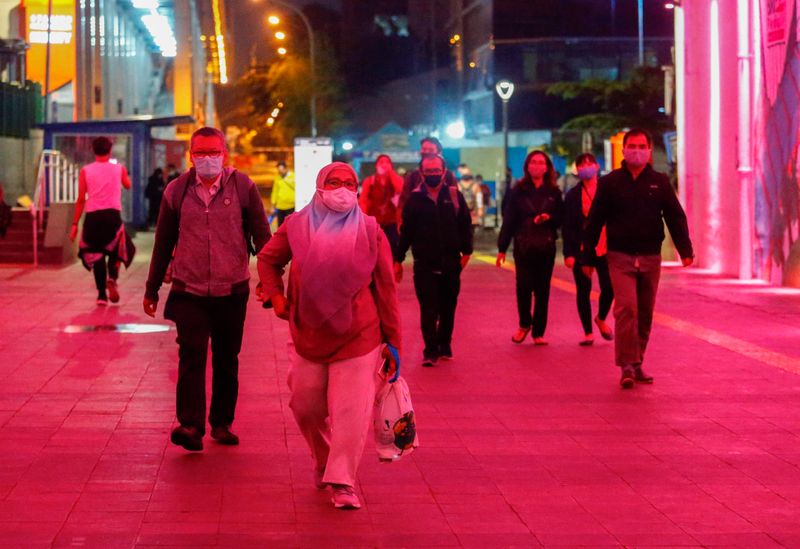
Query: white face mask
319 187 357 212
192 155 224 180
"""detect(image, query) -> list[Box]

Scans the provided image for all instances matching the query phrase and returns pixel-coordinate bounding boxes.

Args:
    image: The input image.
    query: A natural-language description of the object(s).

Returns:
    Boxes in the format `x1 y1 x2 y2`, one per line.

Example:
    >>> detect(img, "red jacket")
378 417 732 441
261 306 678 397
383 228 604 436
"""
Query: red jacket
359 172 404 226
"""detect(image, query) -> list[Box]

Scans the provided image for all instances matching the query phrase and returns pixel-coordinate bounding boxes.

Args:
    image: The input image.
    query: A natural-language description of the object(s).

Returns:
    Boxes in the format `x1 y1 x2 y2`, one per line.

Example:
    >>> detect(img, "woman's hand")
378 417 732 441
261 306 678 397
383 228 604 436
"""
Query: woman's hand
393 262 403 283
533 213 551 225
69 223 78 241
460 254 471 269
564 256 575 269
271 293 290 320
382 344 400 383
496 253 506 268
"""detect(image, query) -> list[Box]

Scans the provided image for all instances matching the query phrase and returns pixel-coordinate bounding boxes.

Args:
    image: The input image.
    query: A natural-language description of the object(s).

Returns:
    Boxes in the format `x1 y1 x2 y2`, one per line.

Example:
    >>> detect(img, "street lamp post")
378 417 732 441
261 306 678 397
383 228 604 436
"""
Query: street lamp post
269 0 317 137
495 80 515 226
637 0 644 65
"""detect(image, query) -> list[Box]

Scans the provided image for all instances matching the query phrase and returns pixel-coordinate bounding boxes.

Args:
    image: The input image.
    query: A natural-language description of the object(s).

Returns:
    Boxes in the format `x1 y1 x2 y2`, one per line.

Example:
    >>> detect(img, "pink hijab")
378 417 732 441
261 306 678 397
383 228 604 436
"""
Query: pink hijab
287 162 378 335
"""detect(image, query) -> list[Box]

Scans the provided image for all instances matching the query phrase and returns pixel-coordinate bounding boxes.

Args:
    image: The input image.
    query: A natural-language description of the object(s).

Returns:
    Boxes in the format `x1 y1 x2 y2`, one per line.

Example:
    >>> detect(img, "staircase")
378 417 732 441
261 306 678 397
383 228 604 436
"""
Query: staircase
0 208 64 264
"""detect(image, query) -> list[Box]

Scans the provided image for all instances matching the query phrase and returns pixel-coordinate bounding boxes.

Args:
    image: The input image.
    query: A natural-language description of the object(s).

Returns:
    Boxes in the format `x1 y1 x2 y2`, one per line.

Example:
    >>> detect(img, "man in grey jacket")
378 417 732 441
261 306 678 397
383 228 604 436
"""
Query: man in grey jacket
143 127 271 451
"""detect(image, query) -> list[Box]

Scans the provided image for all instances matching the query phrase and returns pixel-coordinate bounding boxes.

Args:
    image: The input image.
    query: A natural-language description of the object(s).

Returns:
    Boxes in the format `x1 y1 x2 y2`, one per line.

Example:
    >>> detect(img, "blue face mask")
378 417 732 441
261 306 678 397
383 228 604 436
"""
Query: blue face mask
577 166 598 181
193 155 224 180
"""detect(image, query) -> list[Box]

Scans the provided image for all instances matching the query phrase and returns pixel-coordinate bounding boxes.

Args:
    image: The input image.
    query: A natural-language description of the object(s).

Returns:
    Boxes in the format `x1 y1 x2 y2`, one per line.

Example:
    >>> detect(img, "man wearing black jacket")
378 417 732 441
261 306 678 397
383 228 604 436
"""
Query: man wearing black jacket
582 129 694 389
398 137 457 217
395 155 473 366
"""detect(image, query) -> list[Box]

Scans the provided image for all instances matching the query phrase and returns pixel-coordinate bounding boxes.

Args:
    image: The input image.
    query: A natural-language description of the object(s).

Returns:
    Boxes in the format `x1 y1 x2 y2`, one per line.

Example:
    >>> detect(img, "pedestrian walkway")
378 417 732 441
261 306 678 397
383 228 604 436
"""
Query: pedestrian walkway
1 233 799 548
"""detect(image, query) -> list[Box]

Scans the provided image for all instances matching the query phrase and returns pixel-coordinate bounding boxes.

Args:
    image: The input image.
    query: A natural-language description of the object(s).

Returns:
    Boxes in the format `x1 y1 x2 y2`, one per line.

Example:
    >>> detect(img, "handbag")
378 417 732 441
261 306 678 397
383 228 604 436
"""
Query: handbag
373 346 419 461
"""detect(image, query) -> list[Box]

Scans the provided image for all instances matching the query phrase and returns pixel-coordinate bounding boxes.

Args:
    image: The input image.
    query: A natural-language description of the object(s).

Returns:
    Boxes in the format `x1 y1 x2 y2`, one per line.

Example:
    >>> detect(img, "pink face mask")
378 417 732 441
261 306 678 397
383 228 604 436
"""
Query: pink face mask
319 187 357 212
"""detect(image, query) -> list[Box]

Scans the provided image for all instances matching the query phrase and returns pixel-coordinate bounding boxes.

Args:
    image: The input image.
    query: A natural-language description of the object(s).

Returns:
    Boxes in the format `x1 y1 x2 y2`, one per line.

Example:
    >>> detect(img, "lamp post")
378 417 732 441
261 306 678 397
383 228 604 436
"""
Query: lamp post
495 79 515 226
269 1 317 137
637 0 644 65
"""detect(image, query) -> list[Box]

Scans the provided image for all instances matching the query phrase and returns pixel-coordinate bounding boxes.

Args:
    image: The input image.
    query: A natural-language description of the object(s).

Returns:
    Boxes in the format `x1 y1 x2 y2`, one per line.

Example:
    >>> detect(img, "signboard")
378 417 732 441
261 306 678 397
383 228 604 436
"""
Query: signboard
23 0 76 96
761 0 795 104
293 137 333 210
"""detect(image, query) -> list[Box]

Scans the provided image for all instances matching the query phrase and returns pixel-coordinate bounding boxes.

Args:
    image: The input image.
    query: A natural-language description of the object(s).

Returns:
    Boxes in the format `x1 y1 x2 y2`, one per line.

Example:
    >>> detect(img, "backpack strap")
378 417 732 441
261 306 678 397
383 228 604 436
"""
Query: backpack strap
232 170 257 256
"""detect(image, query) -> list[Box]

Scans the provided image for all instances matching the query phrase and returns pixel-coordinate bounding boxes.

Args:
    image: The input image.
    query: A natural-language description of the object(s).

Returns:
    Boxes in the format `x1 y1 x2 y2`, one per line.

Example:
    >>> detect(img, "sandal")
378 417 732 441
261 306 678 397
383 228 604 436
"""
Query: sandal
511 327 531 344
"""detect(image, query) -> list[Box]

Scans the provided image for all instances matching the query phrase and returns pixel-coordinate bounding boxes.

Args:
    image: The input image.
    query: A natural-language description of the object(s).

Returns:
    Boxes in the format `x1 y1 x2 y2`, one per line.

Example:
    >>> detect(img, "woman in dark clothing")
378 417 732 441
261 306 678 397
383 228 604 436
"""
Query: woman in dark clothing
497 151 564 345
562 153 614 346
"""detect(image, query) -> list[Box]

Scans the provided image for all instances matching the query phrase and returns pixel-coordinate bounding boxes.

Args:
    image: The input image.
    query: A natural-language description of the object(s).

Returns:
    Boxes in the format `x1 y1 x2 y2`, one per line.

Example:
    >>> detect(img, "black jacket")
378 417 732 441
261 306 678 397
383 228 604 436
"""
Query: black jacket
582 163 693 261
562 182 600 264
396 185 473 273
497 181 564 256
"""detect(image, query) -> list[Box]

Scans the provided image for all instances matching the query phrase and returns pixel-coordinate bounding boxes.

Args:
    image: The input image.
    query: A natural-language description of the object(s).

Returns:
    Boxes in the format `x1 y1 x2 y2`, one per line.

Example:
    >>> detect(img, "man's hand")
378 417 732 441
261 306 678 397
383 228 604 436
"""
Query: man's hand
682 256 694 267
69 224 78 242
533 213 551 225
143 297 158 318
271 293 290 320
393 262 403 283
460 254 471 269
582 265 594 278
564 257 576 269
496 253 506 268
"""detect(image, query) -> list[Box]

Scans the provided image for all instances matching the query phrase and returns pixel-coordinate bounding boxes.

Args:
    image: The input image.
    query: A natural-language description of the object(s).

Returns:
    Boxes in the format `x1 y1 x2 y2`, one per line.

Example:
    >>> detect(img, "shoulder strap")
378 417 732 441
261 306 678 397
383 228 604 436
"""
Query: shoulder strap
232 170 257 256
171 169 193 225
449 186 460 216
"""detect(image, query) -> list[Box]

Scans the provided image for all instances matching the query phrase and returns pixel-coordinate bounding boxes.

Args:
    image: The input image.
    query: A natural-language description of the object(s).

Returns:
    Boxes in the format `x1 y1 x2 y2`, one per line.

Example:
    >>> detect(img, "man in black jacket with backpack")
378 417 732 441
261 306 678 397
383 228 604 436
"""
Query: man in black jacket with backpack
582 129 694 389
143 127 271 451
394 155 473 367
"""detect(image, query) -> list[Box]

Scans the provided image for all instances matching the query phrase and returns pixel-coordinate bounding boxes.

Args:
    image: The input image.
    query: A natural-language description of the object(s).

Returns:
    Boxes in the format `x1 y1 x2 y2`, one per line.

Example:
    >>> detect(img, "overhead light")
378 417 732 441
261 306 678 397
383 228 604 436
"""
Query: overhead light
266 117 275 127
271 108 280 117
342 141 354 151
275 31 286 40
141 11 177 57
495 79 515 101
445 120 466 139
468 61 476 68
277 101 284 108
277 47 287 55
267 15 280 25
132 0 159 8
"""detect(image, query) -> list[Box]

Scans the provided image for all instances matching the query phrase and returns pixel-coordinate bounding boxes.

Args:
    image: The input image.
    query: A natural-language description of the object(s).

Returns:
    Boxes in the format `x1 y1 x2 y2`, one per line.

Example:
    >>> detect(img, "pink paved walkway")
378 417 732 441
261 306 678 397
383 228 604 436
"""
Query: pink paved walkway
1 233 800 548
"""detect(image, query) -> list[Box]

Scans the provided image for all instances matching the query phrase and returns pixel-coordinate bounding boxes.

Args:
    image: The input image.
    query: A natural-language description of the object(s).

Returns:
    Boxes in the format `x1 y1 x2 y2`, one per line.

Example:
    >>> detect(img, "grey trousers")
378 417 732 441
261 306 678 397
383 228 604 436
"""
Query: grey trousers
606 251 661 368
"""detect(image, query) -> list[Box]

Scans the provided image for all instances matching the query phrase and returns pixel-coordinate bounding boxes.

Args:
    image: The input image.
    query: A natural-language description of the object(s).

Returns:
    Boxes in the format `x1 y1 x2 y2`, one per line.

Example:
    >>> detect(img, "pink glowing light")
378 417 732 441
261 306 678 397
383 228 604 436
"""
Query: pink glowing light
708 0 722 272
737 0 754 279
675 6 687 209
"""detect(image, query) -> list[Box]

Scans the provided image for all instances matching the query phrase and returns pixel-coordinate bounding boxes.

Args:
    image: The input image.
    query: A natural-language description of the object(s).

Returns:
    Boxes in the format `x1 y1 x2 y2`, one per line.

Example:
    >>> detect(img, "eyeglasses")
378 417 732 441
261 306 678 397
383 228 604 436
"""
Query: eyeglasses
191 150 224 158
323 178 358 191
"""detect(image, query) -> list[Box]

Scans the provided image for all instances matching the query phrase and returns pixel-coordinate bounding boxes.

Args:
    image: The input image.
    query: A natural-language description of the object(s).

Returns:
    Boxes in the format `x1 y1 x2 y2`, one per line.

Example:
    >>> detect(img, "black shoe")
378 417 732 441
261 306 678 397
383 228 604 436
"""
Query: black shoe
620 366 635 389
438 345 453 360
421 353 438 367
210 426 240 445
170 425 203 451
634 366 654 384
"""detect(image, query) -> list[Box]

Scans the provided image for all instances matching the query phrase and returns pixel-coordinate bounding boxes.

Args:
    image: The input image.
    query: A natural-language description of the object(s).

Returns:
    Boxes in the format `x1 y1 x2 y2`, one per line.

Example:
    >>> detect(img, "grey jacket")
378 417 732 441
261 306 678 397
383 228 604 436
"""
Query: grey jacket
145 168 270 300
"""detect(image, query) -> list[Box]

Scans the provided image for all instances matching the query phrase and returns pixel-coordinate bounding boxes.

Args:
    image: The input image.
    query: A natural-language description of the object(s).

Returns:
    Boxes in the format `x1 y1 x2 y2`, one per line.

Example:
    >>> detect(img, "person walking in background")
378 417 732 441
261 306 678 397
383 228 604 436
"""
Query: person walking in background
359 154 404 256
395 154 473 367
145 167 165 228
582 128 694 389
398 137 456 216
166 163 181 183
271 161 296 227
257 162 401 510
143 127 271 451
562 153 614 346
69 136 136 306
497 151 564 346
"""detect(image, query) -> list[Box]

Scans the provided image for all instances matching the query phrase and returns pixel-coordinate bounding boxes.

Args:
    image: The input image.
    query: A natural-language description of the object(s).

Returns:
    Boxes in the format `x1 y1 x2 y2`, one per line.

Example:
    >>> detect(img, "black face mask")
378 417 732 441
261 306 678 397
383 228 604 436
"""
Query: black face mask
424 175 442 187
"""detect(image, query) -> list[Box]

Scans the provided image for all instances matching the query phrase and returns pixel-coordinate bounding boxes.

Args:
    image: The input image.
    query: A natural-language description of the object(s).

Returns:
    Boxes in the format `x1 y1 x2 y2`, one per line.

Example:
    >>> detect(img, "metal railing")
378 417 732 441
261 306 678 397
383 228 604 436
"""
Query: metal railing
30 150 80 266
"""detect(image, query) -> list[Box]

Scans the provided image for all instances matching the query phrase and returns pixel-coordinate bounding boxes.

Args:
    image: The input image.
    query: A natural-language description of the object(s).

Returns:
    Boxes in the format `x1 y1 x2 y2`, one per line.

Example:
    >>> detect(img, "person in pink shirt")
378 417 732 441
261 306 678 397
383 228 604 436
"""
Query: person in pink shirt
257 162 401 510
69 136 135 305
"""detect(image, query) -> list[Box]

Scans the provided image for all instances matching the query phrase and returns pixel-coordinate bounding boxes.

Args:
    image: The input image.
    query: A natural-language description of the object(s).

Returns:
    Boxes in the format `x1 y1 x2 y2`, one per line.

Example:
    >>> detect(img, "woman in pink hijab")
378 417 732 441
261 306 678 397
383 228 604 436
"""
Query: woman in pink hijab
257 162 401 510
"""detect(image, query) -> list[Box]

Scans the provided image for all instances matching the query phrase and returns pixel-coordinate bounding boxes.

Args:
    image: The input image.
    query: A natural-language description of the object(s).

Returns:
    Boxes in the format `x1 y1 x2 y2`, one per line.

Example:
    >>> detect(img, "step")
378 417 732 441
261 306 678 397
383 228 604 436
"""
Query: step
0 247 67 265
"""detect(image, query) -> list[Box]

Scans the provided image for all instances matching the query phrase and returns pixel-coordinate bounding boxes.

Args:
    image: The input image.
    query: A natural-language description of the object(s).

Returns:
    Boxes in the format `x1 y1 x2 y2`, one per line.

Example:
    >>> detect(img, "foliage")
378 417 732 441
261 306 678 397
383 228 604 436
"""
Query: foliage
546 66 672 157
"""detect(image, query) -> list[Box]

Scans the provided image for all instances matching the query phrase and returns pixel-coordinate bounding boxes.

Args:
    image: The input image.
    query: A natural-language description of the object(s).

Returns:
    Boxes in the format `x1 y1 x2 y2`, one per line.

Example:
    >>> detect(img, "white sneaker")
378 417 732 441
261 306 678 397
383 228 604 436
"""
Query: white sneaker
331 485 361 510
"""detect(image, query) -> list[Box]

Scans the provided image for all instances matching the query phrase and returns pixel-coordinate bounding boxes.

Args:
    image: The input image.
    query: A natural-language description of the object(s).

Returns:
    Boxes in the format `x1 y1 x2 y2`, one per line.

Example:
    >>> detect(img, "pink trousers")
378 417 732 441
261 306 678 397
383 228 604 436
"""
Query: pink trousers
287 343 382 487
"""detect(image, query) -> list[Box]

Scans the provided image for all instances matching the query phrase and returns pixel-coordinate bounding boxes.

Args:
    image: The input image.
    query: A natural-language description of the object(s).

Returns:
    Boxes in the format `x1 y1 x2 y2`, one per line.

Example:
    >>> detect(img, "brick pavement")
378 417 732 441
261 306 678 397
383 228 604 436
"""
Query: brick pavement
1 232 799 548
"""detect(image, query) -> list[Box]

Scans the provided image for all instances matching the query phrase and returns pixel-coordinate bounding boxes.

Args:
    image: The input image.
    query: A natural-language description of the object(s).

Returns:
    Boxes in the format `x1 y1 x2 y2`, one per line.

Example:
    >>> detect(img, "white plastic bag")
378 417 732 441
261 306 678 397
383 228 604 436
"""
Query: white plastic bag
373 375 419 461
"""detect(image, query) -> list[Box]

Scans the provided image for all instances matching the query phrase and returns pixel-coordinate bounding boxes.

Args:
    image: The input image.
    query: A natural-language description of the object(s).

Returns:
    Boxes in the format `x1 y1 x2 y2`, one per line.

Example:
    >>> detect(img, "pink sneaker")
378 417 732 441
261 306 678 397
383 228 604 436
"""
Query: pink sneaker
331 485 361 510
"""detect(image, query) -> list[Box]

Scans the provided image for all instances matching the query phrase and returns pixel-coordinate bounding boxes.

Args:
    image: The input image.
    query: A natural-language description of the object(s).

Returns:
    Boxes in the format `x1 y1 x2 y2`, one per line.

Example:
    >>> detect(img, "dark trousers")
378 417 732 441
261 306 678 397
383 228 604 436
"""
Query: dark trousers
413 267 461 356
606 252 661 367
572 256 614 335
515 249 555 337
164 290 248 434
381 223 399 258
276 208 295 227
92 257 119 296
